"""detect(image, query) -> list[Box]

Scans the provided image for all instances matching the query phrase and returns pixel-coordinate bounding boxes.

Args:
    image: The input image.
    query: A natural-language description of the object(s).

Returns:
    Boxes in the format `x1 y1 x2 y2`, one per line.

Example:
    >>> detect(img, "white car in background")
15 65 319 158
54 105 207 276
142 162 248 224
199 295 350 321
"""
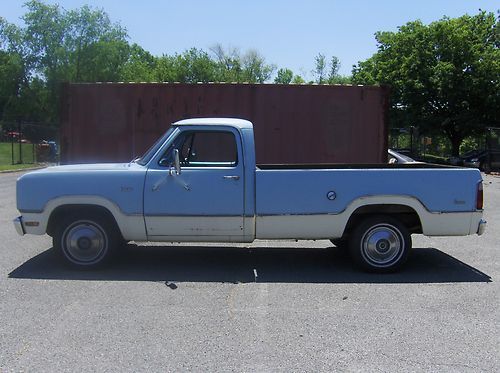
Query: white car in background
388 149 421 164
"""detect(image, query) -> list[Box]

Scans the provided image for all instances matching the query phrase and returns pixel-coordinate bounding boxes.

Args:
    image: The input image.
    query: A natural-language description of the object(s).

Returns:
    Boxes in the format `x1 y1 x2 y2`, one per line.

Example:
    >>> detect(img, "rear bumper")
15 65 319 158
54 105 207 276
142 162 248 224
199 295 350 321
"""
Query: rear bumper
477 219 487 235
13 216 25 236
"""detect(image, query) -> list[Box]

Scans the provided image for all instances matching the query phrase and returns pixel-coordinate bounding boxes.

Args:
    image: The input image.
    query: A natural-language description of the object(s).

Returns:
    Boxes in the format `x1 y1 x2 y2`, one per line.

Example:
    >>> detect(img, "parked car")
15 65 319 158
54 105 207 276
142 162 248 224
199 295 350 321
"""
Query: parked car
14 118 486 273
449 149 500 172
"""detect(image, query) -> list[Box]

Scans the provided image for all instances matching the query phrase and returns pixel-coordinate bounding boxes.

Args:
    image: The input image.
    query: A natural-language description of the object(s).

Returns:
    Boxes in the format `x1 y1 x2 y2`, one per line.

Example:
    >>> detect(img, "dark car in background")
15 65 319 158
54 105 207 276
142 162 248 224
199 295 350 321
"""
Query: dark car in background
449 149 500 172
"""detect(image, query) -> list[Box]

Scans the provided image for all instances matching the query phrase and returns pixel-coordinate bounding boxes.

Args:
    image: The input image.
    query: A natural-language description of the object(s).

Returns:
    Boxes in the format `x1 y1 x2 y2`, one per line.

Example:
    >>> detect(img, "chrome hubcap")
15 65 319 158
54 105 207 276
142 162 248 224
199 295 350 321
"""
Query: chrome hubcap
361 224 404 267
63 221 107 263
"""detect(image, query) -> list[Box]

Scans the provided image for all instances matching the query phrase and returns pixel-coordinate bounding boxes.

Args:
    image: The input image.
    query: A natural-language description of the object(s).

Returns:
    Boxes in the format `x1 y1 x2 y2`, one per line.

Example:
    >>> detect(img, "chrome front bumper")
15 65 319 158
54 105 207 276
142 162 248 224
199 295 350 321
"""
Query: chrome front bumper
13 216 25 236
477 219 487 236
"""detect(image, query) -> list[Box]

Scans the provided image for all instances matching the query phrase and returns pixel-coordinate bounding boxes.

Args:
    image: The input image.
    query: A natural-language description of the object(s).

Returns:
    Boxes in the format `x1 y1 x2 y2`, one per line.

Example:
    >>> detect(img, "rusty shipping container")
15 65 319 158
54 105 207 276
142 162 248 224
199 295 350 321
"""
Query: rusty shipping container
60 83 389 164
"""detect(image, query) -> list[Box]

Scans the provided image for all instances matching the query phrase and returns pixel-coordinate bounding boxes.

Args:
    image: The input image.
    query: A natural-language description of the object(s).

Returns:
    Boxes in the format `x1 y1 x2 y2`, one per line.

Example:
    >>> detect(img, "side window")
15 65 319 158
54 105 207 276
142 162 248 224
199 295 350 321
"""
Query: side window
160 131 238 167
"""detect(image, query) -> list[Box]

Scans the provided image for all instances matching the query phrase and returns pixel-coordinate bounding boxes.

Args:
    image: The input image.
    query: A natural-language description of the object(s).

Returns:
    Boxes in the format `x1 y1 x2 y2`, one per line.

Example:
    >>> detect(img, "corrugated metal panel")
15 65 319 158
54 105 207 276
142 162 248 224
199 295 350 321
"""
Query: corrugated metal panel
60 83 389 164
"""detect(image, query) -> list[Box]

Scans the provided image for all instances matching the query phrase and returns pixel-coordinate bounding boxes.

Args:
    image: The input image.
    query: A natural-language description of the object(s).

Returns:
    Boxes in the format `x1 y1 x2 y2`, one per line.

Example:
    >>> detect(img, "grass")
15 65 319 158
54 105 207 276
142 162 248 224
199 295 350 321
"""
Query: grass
0 142 43 171
416 153 450 164
0 163 45 172
0 142 36 165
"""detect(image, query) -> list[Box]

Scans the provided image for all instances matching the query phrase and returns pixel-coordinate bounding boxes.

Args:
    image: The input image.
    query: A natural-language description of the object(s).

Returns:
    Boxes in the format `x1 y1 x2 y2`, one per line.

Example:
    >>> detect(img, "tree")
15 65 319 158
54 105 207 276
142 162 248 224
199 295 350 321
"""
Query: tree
241 49 276 83
175 48 218 83
274 68 293 84
328 56 340 81
120 43 156 82
0 50 24 120
353 11 500 156
64 4 128 82
0 0 130 122
210 44 243 82
312 53 327 84
209 44 275 83
291 75 305 84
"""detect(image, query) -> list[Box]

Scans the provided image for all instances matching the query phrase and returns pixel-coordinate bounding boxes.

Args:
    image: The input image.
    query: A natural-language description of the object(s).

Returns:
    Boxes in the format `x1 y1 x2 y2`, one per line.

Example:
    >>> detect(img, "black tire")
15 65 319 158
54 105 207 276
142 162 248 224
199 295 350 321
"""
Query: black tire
53 212 119 269
349 215 411 273
480 162 491 173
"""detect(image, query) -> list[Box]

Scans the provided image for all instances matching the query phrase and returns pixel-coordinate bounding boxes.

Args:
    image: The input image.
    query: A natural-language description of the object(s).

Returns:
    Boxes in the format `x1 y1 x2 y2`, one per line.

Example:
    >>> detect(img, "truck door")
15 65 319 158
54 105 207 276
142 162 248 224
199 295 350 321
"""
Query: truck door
143 127 245 240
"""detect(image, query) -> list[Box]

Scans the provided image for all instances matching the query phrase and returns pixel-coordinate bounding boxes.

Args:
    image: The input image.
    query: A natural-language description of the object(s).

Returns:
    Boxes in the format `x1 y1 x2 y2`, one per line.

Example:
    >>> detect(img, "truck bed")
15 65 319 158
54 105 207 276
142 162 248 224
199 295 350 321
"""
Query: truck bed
255 166 479 215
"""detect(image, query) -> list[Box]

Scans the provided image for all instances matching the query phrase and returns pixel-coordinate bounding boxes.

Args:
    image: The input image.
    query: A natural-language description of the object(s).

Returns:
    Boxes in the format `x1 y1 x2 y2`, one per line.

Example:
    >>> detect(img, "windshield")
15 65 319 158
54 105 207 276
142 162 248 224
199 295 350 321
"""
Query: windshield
136 127 176 166
396 152 415 162
388 149 415 162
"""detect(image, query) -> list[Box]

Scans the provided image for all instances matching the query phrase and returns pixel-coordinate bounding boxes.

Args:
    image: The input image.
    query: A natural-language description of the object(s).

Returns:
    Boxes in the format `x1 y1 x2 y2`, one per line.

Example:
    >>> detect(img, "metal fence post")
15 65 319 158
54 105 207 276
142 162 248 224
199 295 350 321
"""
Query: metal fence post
18 120 22 164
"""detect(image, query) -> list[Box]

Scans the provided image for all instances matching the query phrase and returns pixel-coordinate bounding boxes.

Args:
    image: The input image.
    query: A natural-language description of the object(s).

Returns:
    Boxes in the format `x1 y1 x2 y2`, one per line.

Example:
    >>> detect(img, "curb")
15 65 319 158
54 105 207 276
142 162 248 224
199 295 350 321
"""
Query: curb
0 165 48 174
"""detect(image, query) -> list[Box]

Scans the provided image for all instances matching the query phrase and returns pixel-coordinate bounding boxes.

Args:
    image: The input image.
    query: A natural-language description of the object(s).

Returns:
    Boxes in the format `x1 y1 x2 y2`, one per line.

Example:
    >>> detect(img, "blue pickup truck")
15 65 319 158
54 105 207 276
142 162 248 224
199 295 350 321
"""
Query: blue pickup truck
14 118 486 272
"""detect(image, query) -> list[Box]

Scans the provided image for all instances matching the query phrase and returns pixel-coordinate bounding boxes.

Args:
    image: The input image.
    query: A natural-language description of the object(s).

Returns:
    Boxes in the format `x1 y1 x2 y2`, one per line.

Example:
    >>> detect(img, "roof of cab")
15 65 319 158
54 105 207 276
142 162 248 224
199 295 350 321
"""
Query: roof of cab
173 118 253 129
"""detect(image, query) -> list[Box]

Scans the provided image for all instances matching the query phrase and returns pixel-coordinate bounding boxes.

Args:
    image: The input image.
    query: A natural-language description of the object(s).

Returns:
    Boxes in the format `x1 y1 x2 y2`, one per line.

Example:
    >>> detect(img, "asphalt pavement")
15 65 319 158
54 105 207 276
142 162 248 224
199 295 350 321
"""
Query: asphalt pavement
0 170 498 371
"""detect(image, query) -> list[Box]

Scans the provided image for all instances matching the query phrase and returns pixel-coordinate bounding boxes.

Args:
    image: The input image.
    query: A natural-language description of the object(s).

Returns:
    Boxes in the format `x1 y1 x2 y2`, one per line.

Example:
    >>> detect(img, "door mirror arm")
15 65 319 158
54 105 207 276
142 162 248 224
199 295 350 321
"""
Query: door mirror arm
170 149 181 175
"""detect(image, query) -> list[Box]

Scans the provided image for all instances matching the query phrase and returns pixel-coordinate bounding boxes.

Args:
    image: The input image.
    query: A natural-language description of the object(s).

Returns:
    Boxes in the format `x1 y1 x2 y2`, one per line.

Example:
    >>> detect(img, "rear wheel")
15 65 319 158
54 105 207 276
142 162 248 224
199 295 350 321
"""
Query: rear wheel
53 213 119 269
349 215 411 273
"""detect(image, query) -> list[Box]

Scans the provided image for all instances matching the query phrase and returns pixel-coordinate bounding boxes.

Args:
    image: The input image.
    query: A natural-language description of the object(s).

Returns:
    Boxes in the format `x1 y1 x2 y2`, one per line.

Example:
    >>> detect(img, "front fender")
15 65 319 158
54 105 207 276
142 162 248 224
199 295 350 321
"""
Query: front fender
20 195 147 241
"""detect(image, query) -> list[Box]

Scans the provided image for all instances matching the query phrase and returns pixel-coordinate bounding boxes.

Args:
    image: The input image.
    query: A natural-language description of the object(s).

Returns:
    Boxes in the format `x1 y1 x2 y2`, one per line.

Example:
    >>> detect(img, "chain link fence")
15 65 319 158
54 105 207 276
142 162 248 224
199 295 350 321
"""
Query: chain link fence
0 122 59 166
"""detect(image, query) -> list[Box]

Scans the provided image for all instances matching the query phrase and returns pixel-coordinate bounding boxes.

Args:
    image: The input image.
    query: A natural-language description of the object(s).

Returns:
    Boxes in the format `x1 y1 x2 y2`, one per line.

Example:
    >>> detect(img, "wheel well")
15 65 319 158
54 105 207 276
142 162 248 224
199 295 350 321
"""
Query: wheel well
46 204 122 238
343 204 422 237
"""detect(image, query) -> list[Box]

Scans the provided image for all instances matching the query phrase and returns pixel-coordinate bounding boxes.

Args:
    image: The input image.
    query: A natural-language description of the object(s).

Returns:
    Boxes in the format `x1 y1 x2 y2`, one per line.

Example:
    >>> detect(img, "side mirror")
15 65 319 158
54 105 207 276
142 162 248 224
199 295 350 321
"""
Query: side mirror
170 148 181 175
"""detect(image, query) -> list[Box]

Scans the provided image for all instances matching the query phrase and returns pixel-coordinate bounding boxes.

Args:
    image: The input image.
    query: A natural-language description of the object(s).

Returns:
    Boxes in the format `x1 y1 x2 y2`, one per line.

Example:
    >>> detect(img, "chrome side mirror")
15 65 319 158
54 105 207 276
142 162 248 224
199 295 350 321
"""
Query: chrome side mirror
170 148 181 175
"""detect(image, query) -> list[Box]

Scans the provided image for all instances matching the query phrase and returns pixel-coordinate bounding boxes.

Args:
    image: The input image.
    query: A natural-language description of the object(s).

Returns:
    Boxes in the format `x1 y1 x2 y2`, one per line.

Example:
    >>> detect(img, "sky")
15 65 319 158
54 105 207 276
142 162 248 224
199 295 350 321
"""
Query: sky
2 0 499 79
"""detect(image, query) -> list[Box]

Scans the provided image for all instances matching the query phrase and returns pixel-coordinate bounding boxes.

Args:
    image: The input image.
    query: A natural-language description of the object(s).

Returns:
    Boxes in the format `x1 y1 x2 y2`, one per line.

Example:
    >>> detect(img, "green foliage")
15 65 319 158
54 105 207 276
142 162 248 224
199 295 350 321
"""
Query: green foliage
291 75 305 84
312 53 327 83
459 136 483 154
274 68 294 84
353 11 500 155
209 45 275 83
0 0 354 125
0 0 129 122
0 51 24 119
120 43 156 82
241 49 275 83
155 48 219 83
313 53 351 84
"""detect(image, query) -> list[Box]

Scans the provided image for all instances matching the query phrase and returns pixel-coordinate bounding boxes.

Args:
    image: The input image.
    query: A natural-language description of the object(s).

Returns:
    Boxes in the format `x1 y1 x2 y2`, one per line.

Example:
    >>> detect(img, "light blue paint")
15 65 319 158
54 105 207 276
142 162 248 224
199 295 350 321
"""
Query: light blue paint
255 168 482 215
16 119 483 239
17 163 146 214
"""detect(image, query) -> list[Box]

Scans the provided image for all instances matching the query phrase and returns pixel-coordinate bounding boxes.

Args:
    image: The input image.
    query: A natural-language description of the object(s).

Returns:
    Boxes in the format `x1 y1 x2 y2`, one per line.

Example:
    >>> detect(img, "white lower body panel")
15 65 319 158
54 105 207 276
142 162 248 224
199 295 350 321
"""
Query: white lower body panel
145 216 247 240
256 211 483 240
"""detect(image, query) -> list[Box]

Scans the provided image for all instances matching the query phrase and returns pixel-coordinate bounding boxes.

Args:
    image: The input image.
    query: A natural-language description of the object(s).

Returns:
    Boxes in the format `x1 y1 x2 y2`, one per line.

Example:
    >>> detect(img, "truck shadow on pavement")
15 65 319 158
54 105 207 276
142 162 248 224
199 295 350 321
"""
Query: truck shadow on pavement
9 244 491 284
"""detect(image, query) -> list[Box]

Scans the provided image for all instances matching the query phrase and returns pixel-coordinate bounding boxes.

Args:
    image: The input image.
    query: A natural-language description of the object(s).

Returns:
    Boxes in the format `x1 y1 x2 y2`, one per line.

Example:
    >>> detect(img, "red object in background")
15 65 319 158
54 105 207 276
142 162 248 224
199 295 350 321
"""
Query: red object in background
60 83 389 165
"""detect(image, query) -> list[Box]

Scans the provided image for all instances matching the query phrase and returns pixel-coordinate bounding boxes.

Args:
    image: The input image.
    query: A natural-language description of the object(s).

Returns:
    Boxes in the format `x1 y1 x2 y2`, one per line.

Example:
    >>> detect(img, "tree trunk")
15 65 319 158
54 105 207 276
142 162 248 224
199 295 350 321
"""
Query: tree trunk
449 134 463 157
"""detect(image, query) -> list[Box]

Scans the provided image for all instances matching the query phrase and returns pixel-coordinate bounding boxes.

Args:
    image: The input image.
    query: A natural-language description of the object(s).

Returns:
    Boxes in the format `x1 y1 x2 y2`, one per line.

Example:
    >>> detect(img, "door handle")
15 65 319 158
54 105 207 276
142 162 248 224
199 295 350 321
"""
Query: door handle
223 175 240 180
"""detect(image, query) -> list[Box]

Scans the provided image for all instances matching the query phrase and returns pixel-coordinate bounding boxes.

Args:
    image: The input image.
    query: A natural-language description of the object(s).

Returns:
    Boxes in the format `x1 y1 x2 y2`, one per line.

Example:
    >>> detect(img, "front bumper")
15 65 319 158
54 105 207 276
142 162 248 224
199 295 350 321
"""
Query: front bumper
13 216 25 236
477 219 487 236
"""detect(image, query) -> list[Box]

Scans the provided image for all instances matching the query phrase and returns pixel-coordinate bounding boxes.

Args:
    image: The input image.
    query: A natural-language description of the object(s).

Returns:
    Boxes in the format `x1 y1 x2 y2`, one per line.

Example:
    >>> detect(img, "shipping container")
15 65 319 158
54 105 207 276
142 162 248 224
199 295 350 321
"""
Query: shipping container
60 83 389 164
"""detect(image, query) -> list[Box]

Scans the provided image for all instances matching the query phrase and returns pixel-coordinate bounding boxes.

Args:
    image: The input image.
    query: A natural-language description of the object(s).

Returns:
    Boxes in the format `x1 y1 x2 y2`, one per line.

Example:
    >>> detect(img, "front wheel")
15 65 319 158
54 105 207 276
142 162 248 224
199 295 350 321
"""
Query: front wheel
349 215 411 273
53 213 119 269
